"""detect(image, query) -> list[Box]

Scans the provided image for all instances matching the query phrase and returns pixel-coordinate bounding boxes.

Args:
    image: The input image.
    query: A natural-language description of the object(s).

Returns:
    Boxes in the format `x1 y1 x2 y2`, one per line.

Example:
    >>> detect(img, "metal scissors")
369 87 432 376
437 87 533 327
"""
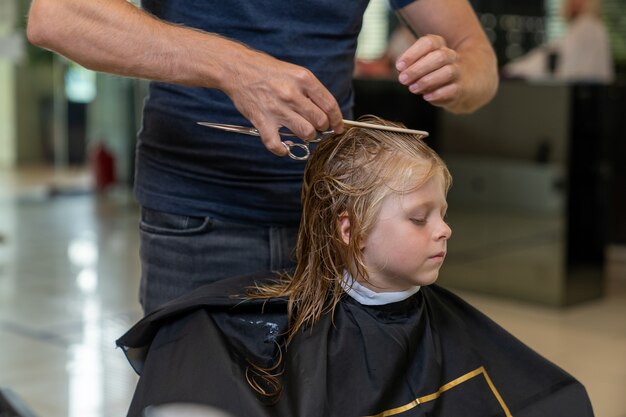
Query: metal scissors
197 122 333 160
197 120 429 161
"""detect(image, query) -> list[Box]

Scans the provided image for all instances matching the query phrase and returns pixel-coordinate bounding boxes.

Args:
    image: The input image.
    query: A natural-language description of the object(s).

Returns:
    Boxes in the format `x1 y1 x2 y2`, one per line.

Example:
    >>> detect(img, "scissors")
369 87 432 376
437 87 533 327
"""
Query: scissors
197 120 429 161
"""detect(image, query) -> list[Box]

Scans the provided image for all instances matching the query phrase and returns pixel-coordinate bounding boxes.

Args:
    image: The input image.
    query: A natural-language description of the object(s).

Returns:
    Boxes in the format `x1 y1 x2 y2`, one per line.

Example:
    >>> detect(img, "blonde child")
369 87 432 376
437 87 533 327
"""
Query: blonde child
118 116 593 417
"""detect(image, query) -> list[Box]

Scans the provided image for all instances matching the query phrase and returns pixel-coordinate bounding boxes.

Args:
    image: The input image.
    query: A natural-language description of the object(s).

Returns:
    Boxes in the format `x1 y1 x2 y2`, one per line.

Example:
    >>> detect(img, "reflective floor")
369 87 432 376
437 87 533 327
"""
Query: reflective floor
0 168 142 417
0 167 625 417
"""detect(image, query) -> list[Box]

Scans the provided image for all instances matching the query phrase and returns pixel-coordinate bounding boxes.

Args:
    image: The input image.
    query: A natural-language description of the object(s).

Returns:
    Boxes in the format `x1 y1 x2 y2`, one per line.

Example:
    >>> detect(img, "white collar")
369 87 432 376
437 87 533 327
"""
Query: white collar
341 271 420 306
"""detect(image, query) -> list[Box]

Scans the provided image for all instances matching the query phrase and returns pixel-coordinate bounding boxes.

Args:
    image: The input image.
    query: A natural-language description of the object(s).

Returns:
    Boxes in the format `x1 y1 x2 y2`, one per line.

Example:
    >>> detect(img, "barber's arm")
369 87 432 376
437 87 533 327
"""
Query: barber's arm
27 0 344 156
395 0 498 113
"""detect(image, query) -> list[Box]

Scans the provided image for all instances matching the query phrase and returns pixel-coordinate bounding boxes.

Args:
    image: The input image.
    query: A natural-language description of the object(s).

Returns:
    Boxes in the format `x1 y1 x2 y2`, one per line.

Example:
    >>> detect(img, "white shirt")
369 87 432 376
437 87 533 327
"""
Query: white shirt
504 13 614 84
341 271 420 306
557 14 614 83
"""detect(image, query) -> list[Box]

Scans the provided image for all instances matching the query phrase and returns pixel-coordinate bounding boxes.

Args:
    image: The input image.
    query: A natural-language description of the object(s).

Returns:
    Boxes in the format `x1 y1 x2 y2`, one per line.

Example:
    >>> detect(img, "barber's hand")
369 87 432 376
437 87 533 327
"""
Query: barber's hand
395 34 461 109
222 49 344 157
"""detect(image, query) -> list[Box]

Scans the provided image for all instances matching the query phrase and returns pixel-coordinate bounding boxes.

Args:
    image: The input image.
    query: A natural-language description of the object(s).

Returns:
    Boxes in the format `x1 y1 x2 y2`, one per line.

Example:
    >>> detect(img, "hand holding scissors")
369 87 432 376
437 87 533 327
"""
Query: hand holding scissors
197 120 428 160
197 122 333 160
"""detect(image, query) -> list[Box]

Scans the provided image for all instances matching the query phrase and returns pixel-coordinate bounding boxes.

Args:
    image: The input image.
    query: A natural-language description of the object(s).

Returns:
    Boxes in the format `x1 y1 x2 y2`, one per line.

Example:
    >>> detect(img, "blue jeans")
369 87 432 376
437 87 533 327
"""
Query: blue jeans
139 207 298 314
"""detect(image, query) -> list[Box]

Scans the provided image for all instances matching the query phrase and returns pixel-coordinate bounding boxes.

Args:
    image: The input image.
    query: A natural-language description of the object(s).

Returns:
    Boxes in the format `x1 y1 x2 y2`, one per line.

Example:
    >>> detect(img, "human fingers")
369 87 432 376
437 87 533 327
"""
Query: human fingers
254 111 324 157
301 76 344 135
252 119 290 157
398 46 458 95
421 82 461 108
404 49 459 96
229 78 315 154
407 49 460 95
226 52 340 152
396 34 447 73
272 67 344 139
249 104 326 157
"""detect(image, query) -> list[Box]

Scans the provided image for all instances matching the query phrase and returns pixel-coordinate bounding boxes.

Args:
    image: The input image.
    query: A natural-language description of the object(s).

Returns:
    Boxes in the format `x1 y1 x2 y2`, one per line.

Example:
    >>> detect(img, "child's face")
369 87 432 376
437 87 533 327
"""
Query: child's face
360 172 451 292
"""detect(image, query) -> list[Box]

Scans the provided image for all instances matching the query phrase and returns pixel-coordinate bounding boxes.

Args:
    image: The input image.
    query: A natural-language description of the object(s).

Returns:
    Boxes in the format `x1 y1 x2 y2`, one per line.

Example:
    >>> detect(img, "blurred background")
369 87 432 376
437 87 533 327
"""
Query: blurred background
0 0 625 416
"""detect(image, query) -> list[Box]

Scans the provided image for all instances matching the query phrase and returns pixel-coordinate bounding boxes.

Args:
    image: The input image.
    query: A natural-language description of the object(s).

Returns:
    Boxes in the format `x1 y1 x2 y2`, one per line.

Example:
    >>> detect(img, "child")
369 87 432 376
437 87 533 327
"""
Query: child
118 116 594 417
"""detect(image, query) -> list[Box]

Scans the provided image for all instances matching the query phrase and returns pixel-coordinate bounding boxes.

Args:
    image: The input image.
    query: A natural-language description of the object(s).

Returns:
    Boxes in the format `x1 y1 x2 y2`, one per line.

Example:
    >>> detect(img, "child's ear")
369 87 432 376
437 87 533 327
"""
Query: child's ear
338 211 351 246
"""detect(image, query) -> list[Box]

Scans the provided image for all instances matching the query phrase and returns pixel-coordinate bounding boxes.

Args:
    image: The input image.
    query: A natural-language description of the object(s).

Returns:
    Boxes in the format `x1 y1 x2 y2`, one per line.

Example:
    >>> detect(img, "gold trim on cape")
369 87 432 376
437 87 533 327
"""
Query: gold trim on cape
363 366 513 417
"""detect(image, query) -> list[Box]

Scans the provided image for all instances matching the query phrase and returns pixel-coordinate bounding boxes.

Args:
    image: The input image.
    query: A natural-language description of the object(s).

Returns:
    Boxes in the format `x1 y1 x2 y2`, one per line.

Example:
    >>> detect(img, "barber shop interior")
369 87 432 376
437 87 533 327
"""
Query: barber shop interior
1 0 625 416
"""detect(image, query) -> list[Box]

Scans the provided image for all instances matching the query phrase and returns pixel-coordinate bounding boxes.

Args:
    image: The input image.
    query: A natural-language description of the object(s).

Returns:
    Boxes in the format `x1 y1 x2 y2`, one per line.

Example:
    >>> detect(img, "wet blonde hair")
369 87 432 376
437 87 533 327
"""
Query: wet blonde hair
249 115 451 343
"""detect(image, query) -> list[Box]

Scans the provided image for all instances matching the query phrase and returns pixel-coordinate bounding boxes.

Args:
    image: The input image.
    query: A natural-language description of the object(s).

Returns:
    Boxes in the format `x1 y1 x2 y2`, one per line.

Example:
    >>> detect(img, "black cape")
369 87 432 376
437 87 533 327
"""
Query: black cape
117 273 594 417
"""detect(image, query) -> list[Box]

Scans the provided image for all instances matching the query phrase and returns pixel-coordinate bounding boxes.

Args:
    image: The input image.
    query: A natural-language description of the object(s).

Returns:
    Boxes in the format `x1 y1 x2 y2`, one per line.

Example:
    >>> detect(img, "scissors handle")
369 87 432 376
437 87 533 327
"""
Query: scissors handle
282 142 310 161
282 131 334 160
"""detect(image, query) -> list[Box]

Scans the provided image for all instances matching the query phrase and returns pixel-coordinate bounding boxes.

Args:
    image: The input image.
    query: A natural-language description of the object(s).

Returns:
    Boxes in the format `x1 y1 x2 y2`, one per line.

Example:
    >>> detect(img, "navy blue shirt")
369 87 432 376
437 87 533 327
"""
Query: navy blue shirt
136 0 414 226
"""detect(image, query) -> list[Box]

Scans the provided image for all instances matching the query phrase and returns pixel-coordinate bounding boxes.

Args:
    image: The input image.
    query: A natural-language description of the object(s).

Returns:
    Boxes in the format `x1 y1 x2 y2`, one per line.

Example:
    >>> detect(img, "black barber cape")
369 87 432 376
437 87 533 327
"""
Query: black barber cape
117 273 594 417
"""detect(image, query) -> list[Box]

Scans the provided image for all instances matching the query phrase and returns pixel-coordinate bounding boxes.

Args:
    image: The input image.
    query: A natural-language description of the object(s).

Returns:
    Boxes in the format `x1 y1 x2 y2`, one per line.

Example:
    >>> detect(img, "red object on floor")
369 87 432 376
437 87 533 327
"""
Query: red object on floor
91 142 116 191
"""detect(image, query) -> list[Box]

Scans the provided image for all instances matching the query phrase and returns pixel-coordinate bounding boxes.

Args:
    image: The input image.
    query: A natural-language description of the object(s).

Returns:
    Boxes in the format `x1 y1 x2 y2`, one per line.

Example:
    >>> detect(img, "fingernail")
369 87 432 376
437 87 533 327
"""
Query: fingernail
396 61 407 71
423 93 433 101
409 83 421 93
399 73 408 84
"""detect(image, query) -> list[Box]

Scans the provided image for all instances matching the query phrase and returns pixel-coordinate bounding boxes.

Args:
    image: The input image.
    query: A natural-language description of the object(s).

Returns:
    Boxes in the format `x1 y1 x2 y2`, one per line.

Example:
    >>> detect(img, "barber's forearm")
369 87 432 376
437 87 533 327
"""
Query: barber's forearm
26 0 345 154
26 0 246 90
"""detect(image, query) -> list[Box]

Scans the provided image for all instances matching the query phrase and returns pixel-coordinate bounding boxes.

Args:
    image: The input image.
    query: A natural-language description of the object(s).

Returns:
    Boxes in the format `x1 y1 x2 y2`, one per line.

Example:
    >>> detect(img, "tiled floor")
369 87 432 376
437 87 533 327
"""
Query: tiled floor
0 167 624 417
0 168 142 417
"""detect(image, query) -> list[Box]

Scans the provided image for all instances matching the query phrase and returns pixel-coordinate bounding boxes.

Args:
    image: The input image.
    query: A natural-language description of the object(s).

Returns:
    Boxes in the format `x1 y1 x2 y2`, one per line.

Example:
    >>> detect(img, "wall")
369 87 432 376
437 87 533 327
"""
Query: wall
0 61 16 168
437 81 608 306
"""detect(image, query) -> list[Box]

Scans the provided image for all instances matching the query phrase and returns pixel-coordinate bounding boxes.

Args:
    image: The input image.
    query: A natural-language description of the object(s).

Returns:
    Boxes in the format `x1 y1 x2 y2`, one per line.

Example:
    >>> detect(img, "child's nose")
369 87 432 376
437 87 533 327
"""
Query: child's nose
435 220 452 240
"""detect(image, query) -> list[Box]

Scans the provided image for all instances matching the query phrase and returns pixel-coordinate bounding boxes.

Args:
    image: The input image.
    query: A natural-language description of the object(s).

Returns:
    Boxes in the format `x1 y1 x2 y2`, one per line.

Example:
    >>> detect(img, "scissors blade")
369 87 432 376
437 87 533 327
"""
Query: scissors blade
198 120 429 139
197 122 261 136
342 119 429 138
197 121 306 138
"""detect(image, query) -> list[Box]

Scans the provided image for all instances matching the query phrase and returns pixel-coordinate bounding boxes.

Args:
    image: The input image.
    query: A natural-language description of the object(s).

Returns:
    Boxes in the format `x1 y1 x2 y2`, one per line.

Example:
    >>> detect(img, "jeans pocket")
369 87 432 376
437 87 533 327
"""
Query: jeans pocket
139 207 213 236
